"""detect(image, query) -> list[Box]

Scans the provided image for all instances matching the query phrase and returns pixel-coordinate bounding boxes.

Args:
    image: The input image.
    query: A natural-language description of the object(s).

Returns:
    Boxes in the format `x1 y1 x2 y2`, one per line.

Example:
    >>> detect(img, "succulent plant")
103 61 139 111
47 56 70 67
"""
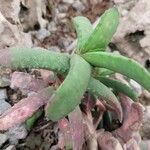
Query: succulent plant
0 7 148 149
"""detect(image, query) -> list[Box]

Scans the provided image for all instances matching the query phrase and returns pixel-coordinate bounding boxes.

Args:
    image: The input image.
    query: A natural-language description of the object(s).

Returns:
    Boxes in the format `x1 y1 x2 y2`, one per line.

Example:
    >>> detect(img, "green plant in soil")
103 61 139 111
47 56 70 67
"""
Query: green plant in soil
0 7 149 146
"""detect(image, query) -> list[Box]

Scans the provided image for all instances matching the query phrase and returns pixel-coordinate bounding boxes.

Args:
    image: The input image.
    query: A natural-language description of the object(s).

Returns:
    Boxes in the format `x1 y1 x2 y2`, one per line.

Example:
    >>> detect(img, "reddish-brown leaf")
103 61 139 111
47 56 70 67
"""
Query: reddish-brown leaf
0 87 54 130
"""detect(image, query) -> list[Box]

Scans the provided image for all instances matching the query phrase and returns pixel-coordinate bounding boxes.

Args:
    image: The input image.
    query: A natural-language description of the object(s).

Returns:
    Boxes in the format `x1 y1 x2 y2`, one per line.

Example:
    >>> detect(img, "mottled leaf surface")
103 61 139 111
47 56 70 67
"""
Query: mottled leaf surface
73 16 93 53
83 52 150 92
81 7 119 53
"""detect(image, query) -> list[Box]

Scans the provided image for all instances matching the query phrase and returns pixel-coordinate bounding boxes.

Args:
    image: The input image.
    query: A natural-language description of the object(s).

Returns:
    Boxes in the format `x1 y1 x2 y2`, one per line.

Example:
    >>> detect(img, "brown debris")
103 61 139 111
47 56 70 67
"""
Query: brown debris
0 87 54 130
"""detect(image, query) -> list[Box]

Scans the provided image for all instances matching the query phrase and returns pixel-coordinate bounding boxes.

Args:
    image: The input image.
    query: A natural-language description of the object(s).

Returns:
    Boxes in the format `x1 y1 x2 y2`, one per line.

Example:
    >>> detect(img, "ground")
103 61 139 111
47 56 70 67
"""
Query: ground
0 0 150 150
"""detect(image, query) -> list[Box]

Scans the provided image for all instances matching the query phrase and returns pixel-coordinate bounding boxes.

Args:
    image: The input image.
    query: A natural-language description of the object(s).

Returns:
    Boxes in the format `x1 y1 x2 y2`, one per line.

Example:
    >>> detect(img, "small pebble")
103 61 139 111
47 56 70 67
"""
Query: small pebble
48 22 57 32
58 4 69 12
0 89 7 101
36 28 51 40
62 0 74 4
5 145 16 150
48 46 60 52
72 1 85 12
6 125 27 145
57 13 66 19
0 100 11 115
0 76 11 87
0 133 8 148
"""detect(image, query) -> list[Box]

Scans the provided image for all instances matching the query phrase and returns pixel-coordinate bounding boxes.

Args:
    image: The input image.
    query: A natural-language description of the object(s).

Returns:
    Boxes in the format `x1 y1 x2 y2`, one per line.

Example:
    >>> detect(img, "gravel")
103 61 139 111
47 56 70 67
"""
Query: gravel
36 28 51 40
0 89 7 100
0 133 8 148
4 145 16 150
6 125 28 145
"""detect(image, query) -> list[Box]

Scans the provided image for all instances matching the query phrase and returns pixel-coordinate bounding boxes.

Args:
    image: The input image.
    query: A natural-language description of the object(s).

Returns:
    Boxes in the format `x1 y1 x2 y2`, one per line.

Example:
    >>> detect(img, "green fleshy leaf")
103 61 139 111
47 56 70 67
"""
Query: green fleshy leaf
88 78 122 121
26 109 43 130
72 16 93 53
97 77 138 101
46 54 91 121
83 51 150 92
81 7 119 53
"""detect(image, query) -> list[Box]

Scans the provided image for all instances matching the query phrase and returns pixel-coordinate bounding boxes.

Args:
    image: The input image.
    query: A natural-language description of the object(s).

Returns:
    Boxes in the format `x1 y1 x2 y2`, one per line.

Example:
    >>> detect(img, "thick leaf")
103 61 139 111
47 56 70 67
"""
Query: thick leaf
58 118 72 149
97 77 138 101
26 109 43 130
103 111 112 131
113 94 144 142
69 107 84 150
0 48 70 74
11 71 48 94
58 107 84 150
97 131 123 150
83 52 150 92
46 54 91 121
81 7 119 53
88 78 122 121
82 93 96 113
0 87 54 130
93 67 114 77
73 16 93 53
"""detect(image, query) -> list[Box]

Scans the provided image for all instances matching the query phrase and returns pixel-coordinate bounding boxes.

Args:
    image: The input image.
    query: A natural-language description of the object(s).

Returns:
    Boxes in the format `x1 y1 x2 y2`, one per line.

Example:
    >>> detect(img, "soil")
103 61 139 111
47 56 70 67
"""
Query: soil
0 0 150 150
